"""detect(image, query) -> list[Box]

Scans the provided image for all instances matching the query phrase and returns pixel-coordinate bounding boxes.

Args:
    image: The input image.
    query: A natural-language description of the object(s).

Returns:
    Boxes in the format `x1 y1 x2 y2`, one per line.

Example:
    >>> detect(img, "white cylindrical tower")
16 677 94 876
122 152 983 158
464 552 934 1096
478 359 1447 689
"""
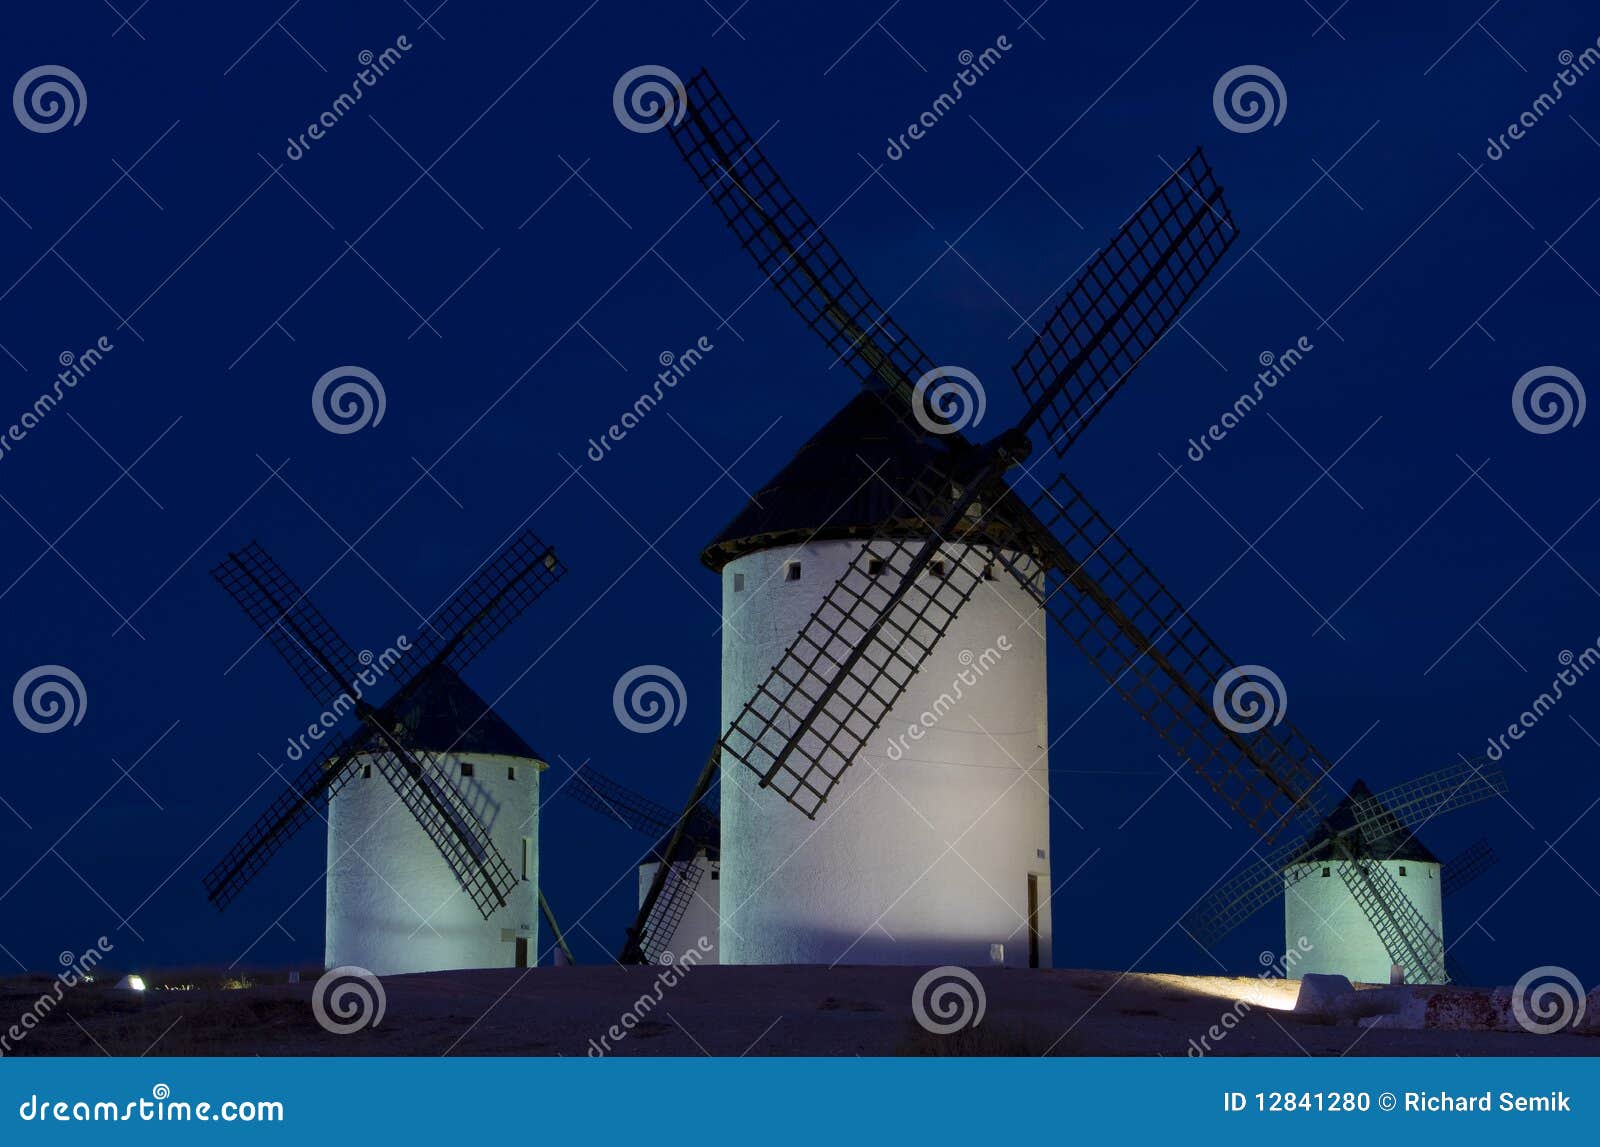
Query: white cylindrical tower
704 393 1052 968
325 667 546 975
1282 781 1444 984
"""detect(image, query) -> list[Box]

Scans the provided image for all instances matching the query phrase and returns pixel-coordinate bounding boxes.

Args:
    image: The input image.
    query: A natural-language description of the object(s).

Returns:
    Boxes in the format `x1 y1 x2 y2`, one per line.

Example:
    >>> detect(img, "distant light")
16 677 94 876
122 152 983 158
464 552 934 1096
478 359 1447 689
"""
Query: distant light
115 974 146 991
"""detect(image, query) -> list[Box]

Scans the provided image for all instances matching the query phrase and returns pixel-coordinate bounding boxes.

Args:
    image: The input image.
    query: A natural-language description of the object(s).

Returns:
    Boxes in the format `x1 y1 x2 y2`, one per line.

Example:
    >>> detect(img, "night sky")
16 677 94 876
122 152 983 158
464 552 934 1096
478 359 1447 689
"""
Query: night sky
0 0 1596 989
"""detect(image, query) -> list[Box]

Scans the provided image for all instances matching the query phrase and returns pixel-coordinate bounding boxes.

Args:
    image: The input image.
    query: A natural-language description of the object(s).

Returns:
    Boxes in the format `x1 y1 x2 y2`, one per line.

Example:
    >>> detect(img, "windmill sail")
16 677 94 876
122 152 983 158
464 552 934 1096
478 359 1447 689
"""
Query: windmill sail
1441 837 1499 898
1011 148 1237 456
201 729 368 911
213 542 371 709
668 69 957 439
203 536 564 918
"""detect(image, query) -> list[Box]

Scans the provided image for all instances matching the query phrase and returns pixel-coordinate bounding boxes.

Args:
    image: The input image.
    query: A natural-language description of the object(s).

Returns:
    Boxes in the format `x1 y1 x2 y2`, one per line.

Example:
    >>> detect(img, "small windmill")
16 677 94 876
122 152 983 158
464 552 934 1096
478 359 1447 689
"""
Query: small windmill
621 70 1499 984
1183 764 1505 983
202 531 575 973
561 761 720 964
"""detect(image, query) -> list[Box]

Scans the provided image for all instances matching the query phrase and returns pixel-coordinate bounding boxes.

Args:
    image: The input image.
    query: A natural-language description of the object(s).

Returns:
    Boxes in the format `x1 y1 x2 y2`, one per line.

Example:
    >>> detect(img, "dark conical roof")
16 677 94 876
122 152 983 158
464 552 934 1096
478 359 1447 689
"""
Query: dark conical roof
701 390 949 570
386 663 542 761
1298 780 1440 864
700 389 1030 571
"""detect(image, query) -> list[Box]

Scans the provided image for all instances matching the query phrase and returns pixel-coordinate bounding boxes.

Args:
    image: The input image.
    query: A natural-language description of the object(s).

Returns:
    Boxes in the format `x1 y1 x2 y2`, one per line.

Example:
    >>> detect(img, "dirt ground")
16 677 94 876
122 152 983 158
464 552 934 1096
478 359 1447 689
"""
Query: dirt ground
3 965 1596 1057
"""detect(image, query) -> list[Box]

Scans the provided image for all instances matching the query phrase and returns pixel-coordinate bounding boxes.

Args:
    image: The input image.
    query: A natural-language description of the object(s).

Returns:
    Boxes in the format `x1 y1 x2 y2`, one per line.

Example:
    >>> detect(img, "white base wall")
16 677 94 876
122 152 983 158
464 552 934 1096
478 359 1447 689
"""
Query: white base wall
1284 860 1443 984
718 540 1052 967
638 855 721 963
326 751 542 975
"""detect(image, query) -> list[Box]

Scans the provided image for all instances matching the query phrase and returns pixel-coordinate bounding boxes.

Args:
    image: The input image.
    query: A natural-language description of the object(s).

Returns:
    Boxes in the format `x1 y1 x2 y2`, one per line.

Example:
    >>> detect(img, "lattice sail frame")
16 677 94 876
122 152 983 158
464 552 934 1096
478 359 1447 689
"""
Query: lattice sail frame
201 729 365 911
635 860 707 965
565 764 682 840
1441 837 1499 899
717 465 1027 814
203 530 565 917
399 530 566 675
359 743 521 916
1013 149 1237 457
1337 858 1447 984
1017 475 1333 839
668 70 958 441
212 541 369 708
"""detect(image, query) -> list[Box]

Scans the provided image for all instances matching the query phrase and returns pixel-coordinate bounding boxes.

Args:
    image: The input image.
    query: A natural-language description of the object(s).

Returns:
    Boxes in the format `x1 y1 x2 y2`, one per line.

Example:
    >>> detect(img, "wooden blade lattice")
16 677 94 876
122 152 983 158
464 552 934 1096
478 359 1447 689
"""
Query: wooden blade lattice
212 542 369 709
201 730 367 911
1012 148 1239 456
719 467 1014 816
636 861 707 966
1442 837 1499 899
668 69 960 441
1013 474 1332 839
400 528 566 676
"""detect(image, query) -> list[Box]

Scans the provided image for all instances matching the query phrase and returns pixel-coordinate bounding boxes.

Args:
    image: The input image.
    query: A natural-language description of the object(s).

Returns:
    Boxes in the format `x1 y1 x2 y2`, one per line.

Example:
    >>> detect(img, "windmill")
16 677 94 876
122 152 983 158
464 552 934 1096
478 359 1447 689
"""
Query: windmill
619 70 1503 984
561 762 721 965
1182 764 1505 984
202 530 576 974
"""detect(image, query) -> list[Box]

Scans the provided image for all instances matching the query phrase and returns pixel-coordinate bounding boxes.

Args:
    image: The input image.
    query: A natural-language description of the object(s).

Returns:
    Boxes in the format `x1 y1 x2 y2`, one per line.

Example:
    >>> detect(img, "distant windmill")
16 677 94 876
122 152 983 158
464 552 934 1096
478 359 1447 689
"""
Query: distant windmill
1184 768 1505 984
561 762 720 965
202 532 574 975
620 70 1500 984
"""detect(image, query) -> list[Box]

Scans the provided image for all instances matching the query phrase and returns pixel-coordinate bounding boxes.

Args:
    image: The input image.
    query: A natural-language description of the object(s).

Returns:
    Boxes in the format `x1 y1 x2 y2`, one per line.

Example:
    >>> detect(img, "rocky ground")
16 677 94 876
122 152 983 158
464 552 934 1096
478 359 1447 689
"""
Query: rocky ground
3 965 1595 1057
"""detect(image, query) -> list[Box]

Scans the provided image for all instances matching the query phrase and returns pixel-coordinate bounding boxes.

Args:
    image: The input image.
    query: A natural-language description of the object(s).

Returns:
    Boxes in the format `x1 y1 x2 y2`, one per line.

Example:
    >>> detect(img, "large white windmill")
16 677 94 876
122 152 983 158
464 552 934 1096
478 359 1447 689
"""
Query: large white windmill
703 393 1052 966
618 71 1503 989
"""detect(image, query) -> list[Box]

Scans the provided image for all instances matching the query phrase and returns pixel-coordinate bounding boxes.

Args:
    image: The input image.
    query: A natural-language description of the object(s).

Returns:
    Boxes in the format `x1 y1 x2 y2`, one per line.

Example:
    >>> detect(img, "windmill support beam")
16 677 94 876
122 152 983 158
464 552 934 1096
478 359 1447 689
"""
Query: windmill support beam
539 890 576 966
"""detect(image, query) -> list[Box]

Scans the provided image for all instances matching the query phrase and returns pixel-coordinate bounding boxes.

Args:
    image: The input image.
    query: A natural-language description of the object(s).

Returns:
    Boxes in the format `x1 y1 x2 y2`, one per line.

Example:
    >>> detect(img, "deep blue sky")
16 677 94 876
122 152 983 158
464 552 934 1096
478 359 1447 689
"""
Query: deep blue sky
1 1 1596 987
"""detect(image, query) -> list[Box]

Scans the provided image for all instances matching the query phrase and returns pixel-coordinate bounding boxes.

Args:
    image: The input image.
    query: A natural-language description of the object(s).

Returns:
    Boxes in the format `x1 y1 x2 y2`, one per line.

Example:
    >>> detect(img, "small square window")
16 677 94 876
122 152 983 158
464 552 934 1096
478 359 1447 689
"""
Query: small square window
1320 867 1330 878
711 870 720 880
785 562 801 581
867 558 886 576
460 761 474 778
732 572 746 592
1398 865 1407 877
362 762 372 780
507 765 516 781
